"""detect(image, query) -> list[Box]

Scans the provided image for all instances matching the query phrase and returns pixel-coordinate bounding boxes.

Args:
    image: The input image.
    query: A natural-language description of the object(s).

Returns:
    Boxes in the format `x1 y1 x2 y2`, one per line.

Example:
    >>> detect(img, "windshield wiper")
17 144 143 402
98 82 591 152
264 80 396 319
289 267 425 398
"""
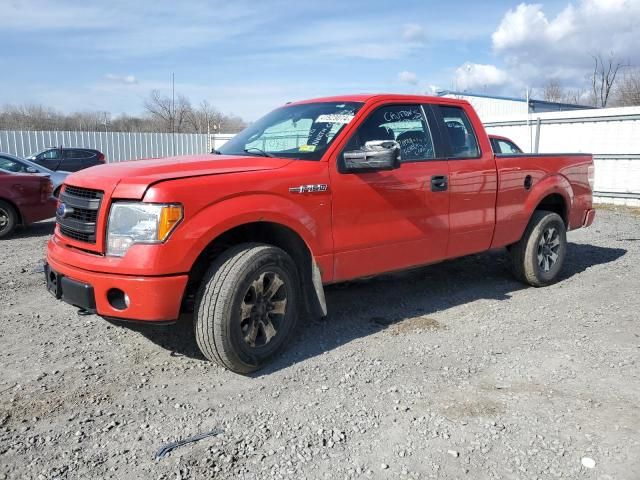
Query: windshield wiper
244 147 274 158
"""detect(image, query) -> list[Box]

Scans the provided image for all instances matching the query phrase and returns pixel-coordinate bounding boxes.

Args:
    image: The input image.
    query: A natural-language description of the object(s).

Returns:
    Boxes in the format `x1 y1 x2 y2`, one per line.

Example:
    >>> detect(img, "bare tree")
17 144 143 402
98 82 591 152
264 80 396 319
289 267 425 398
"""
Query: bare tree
562 88 588 106
614 68 640 106
540 80 589 106
185 100 219 133
590 53 625 107
143 90 175 132
1 92 246 134
219 114 246 133
542 79 564 103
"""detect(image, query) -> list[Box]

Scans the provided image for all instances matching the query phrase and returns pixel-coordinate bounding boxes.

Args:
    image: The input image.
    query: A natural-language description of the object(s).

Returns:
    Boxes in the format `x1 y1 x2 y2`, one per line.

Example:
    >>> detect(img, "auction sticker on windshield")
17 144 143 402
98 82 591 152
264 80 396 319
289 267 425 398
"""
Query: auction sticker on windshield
315 114 354 124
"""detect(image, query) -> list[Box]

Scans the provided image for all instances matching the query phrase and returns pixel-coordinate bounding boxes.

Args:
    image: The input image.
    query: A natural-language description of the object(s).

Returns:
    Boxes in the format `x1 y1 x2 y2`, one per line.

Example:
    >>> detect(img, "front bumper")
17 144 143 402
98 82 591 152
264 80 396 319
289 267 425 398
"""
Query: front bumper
45 255 188 322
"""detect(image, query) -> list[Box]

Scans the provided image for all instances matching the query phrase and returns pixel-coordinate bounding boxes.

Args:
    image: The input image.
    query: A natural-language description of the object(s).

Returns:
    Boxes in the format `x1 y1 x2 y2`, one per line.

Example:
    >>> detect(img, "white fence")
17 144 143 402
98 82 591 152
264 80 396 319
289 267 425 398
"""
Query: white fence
485 106 640 206
0 130 217 162
2 113 638 206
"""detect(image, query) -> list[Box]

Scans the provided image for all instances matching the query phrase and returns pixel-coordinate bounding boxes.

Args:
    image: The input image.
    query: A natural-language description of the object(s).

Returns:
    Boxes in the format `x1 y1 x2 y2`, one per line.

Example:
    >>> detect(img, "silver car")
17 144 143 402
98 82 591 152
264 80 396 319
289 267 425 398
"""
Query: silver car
0 152 69 197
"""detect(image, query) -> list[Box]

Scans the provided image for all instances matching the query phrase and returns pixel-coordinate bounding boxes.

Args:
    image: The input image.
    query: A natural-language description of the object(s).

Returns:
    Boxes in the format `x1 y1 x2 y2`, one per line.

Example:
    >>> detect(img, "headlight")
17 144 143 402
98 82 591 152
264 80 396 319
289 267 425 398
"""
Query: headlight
106 202 183 257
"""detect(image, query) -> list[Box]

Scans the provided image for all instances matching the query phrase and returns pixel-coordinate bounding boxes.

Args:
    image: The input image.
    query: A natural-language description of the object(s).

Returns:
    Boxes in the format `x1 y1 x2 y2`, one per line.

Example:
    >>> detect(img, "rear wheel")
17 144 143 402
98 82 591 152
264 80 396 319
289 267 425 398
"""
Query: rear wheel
510 210 567 287
194 243 299 374
0 200 18 239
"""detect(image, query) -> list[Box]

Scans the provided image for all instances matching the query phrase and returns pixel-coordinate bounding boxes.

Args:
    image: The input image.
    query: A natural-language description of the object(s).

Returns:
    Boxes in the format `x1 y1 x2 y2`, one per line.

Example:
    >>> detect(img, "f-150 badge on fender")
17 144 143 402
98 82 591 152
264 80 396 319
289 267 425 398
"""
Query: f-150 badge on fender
288 184 329 194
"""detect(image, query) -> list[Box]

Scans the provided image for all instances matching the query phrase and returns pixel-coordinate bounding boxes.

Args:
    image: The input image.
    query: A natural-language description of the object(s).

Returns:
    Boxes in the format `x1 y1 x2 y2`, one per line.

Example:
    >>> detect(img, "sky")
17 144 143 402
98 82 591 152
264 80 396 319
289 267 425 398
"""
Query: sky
1 0 640 121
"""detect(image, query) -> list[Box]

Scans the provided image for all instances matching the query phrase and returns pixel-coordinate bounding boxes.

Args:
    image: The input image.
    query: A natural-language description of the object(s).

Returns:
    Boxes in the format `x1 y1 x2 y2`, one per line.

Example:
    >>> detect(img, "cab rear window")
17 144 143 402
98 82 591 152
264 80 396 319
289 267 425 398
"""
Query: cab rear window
438 106 480 158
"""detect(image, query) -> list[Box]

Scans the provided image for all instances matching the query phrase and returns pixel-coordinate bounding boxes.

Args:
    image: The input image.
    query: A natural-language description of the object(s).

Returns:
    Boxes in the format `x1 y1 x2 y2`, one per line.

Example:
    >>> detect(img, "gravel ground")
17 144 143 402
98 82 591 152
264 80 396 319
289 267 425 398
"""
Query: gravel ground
0 207 639 480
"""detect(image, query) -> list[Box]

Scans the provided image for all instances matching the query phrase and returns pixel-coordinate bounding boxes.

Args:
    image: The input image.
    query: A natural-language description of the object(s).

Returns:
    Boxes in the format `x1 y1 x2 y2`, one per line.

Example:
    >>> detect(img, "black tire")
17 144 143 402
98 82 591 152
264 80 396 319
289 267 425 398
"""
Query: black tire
510 210 567 287
0 200 18 239
194 243 300 374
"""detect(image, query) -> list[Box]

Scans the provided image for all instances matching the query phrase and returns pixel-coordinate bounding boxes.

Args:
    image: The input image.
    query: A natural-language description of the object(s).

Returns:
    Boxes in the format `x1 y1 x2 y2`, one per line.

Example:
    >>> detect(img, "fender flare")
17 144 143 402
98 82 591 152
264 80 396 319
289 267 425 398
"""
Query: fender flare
523 174 574 225
180 193 329 317
494 174 575 247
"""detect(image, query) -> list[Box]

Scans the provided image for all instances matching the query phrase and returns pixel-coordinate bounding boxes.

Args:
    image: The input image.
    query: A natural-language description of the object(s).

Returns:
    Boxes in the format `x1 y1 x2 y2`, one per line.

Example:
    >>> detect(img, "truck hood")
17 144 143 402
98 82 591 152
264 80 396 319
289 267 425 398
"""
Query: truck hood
64 154 293 199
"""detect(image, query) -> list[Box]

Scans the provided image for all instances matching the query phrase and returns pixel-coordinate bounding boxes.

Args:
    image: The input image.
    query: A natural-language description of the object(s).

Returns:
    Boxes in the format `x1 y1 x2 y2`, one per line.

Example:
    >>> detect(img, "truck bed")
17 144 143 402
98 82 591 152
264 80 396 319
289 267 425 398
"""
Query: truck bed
492 153 593 248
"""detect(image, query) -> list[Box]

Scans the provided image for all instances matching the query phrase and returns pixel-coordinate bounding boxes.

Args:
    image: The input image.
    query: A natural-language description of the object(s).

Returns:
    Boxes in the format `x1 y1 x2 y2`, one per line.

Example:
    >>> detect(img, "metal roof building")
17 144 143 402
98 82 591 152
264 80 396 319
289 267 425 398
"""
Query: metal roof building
437 90 591 123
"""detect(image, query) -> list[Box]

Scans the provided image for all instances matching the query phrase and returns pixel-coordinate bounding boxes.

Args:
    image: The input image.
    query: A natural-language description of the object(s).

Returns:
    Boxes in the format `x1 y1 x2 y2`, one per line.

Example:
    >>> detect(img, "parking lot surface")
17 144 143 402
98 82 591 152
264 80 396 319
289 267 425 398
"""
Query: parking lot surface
1 207 639 479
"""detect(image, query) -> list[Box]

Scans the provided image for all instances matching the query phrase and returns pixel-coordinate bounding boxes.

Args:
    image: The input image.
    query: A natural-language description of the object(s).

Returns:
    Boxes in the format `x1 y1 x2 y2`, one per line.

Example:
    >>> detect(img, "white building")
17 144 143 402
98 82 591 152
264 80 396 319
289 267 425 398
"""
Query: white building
437 90 590 123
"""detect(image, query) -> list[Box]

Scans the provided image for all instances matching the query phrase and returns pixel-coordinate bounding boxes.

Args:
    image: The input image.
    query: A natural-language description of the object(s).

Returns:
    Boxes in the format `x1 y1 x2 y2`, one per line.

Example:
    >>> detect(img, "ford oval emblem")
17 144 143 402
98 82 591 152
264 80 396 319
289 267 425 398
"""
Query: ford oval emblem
56 203 68 218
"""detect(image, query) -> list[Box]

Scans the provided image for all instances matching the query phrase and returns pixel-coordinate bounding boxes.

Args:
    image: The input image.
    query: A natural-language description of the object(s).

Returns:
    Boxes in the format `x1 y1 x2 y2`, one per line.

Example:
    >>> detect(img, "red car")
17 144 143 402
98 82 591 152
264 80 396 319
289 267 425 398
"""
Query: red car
45 94 595 373
489 134 523 154
0 171 56 238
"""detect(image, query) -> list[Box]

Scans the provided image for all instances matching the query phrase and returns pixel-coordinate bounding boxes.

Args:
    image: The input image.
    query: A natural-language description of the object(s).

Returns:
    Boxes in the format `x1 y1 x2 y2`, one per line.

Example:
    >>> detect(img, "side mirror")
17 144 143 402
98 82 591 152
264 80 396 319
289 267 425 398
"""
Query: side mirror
343 140 400 172
26 166 38 173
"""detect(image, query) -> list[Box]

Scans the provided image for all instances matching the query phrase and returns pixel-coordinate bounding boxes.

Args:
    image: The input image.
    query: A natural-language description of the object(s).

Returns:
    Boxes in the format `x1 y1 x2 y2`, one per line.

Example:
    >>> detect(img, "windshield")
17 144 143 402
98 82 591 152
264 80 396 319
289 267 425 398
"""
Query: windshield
218 102 363 160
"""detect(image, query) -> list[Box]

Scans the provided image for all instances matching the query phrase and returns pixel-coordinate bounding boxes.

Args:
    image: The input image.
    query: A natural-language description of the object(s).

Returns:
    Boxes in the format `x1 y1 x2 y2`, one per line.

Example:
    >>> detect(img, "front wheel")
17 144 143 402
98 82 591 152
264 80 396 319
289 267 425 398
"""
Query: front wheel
509 210 567 287
194 243 299 374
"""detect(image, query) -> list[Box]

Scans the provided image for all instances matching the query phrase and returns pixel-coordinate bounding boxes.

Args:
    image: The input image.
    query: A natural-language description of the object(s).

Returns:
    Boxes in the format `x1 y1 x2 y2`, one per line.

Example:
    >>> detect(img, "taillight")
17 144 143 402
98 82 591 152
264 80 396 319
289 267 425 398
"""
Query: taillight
587 165 595 191
41 179 53 202
98 153 106 163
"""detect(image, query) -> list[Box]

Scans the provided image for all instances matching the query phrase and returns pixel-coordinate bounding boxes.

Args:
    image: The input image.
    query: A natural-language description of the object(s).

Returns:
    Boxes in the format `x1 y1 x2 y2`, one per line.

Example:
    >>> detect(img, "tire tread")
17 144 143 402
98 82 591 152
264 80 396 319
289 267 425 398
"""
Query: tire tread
194 243 297 373
510 210 566 287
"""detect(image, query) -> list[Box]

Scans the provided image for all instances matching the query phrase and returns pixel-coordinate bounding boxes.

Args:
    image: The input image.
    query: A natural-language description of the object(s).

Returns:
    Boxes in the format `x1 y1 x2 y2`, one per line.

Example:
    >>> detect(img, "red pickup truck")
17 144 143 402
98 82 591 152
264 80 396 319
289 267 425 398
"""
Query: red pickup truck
45 94 595 373
0 171 56 238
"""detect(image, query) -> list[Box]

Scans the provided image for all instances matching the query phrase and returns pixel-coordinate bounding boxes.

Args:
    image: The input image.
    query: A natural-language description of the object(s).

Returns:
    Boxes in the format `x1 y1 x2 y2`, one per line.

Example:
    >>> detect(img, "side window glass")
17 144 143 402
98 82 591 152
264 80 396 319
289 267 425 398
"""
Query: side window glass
67 150 87 159
43 149 61 160
351 105 435 162
499 140 521 154
440 106 480 158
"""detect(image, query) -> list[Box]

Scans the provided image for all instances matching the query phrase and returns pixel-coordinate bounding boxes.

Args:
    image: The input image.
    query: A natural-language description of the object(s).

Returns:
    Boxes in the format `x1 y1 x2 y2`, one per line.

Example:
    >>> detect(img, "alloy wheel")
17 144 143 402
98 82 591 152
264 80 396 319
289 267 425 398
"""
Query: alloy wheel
239 271 288 348
537 226 561 272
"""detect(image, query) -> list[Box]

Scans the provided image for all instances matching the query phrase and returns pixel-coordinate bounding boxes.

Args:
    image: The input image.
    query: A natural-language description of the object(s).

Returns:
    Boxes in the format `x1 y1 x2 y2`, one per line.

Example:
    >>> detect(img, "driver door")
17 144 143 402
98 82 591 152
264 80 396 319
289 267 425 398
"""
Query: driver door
328 103 450 281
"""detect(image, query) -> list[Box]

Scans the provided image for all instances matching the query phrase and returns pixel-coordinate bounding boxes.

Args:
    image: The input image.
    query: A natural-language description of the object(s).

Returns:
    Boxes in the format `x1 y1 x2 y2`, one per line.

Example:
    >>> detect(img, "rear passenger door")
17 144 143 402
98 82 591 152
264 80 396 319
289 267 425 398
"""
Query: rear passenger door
62 150 85 171
329 103 450 281
431 104 497 258
79 150 100 169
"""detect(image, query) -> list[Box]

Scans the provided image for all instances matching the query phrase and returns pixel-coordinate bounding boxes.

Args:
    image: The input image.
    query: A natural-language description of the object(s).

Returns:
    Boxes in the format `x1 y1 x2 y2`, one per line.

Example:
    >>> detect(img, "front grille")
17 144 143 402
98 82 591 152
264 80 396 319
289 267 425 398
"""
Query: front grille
57 186 104 244
67 208 98 223
59 226 93 243
64 185 102 199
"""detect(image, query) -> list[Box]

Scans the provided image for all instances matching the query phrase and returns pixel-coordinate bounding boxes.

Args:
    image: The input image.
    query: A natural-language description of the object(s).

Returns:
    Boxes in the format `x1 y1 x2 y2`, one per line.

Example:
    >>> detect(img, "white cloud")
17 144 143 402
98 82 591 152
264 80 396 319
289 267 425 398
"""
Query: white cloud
402 23 426 42
453 63 509 91
105 74 138 85
397 71 418 85
492 0 640 84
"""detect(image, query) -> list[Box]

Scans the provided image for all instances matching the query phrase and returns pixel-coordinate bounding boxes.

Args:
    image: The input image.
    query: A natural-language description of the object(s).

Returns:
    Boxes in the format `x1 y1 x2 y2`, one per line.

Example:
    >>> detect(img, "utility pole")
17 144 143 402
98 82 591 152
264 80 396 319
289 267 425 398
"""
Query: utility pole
207 112 211 153
526 87 531 153
171 72 175 156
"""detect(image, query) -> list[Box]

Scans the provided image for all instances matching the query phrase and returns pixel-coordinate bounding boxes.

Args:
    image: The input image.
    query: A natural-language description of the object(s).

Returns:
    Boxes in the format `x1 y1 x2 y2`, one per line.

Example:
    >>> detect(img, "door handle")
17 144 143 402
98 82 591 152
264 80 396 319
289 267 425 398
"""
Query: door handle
431 175 448 192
